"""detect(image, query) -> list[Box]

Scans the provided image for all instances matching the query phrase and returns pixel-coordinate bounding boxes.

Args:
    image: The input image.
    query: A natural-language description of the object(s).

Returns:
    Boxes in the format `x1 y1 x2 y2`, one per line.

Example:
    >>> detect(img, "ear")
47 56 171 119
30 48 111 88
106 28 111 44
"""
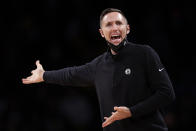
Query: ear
99 29 105 38
126 25 130 34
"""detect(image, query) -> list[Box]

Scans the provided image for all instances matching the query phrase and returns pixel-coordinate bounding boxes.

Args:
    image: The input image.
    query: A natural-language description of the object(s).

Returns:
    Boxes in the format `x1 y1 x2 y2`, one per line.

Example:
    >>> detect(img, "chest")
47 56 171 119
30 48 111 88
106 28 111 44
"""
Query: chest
95 55 147 91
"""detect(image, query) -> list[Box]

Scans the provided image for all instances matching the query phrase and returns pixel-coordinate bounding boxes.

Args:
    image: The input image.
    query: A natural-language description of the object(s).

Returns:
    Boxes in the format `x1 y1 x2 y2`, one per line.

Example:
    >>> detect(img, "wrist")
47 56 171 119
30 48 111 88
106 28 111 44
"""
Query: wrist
126 107 132 118
40 71 45 82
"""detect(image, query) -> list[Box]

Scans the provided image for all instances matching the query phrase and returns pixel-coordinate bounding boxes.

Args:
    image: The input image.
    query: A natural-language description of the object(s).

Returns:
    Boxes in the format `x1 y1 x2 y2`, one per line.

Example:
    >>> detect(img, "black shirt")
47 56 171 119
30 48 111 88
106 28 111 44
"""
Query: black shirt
43 42 175 131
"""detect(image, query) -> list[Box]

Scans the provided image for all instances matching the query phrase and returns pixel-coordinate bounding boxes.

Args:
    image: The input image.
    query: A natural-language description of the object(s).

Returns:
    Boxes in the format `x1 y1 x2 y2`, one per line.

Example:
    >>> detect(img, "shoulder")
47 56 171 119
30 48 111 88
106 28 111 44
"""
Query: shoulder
126 42 151 50
89 52 107 65
126 42 158 55
124 42 150 54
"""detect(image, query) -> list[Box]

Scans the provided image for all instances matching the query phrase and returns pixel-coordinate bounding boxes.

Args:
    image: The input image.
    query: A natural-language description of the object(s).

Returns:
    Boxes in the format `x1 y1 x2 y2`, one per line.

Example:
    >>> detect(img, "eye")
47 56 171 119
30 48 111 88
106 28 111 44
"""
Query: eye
106 22 112 27
116 21 122 25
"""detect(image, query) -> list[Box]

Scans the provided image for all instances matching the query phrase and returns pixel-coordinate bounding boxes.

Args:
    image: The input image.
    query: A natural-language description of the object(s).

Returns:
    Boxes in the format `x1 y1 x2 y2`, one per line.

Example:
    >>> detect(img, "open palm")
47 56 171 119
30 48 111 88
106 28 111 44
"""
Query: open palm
22 60 45 84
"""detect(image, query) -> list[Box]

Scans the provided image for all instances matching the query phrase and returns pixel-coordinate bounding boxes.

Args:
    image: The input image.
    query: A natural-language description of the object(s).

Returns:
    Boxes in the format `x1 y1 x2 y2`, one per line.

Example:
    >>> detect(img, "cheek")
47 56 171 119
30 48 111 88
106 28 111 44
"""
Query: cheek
121 27 128 36
102 30 110 38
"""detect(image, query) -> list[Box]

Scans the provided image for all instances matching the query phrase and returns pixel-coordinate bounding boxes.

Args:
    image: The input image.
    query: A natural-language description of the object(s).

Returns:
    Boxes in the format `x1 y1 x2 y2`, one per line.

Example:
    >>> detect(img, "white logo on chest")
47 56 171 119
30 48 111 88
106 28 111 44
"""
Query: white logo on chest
125 68 131 75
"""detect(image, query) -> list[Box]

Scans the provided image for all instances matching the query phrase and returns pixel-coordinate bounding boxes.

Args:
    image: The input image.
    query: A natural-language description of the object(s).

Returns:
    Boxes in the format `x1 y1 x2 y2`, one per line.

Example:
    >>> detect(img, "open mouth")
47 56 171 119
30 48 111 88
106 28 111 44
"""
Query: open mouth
111 35 121 40
110 35 121 44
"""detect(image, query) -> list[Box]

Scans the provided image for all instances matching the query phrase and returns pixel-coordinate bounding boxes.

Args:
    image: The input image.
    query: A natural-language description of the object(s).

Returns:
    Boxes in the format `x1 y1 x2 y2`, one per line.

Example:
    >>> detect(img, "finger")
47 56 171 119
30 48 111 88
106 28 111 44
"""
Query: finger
31 70 35 74
102 119 111 127
22 79 32 84
36 60 41 68
104 117 108 120
26 76 33 80
22 75 35 84
22 78 26 82
102 117 108 126
114 106 124 112
102 116 115 128
22 76 32 81
35 60 40 67
114 106 118 111
36 60 40 65
105 115 116 124
111 112 115 115
102 121 111 128
22 77 32 82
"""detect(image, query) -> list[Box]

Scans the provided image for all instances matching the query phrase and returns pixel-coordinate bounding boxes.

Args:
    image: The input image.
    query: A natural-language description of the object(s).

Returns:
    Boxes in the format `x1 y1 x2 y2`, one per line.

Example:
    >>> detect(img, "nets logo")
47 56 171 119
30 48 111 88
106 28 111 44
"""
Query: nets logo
125 68 131 75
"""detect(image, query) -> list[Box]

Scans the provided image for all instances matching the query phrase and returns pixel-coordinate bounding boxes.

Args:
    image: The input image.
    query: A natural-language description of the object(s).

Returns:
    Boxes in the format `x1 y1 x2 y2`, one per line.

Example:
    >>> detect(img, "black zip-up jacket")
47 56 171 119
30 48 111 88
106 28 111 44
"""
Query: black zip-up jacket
43 42 175 131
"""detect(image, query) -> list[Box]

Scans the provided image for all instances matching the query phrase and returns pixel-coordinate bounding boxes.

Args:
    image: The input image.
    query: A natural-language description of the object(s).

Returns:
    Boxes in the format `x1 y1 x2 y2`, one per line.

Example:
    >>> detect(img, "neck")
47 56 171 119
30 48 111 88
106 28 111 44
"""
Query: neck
111 49 117 55
107 38 127 54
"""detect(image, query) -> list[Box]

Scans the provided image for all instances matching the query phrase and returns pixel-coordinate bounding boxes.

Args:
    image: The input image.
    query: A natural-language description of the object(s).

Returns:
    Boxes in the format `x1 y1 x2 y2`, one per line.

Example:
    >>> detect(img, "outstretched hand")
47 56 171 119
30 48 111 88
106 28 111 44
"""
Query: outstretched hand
102 106 132 128
22 60 45 84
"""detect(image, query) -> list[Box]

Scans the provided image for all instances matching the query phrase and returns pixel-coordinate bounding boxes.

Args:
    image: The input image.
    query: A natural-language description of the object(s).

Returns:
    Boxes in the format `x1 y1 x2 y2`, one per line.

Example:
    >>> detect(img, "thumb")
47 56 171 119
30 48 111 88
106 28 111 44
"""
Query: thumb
104 117 108 120
114 106 118 111
114 106 123 112
36 60 42 68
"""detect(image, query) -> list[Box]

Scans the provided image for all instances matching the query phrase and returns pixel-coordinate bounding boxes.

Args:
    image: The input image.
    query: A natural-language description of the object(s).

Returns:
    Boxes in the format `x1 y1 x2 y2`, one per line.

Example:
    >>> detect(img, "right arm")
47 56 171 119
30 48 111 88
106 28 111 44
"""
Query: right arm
22 60 96 87
43 63 95 87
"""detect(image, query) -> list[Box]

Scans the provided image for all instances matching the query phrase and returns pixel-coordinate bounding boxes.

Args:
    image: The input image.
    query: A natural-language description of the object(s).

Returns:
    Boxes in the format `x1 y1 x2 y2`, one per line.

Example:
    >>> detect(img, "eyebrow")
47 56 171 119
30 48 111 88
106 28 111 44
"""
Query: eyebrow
116 20 123 24
105 20 124 26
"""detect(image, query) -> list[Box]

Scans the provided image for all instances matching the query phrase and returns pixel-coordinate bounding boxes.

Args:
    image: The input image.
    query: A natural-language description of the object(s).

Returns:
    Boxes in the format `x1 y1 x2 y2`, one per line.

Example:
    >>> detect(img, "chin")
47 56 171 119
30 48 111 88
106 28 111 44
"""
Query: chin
113 43 120 46
111 41 121 46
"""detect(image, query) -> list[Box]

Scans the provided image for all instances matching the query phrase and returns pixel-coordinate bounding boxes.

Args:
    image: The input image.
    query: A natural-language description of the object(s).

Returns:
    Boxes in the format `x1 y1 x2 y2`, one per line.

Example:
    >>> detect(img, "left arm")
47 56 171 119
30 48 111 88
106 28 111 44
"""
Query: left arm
129 45 175 118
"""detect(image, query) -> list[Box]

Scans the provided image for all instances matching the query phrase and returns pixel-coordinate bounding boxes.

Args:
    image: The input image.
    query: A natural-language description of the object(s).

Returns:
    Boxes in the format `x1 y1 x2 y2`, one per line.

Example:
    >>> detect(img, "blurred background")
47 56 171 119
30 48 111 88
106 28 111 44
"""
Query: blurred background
1 0 196 130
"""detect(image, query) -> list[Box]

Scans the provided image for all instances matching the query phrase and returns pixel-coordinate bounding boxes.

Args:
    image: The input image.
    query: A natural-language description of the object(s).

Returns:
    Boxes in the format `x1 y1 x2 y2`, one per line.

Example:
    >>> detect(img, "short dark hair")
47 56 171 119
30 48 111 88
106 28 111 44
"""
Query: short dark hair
100 8 128 27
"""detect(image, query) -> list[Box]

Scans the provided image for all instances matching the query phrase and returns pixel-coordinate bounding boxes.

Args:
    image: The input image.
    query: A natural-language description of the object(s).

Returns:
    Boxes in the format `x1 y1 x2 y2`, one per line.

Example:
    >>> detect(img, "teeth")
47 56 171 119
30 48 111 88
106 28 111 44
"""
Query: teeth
111 35 121 40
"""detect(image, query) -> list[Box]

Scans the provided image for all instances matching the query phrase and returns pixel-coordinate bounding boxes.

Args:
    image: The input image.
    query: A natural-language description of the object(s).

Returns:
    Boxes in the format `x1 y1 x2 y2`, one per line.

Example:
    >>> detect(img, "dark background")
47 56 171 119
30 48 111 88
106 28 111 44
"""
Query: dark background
1 0 196 130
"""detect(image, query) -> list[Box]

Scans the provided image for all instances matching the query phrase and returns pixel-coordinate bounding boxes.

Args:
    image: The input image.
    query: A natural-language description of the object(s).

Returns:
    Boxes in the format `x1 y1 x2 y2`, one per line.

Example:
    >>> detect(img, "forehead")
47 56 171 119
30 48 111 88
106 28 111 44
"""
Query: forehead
102 12 126 24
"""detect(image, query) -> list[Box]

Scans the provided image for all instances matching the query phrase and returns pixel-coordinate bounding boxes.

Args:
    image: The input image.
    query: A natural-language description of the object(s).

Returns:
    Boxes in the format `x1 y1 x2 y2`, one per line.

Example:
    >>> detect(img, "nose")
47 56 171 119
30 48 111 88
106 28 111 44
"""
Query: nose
111 24 118 31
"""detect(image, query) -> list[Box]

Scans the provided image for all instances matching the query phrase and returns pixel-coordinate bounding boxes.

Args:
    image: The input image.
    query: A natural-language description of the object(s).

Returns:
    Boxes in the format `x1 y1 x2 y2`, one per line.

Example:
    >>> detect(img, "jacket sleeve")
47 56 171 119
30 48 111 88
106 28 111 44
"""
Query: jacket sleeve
43 58 98 87
130 45 175 118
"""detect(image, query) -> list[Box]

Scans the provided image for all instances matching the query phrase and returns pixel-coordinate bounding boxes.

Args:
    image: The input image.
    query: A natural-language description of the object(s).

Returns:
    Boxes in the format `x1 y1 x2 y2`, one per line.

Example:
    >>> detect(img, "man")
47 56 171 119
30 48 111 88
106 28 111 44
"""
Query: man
22 8 175 131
